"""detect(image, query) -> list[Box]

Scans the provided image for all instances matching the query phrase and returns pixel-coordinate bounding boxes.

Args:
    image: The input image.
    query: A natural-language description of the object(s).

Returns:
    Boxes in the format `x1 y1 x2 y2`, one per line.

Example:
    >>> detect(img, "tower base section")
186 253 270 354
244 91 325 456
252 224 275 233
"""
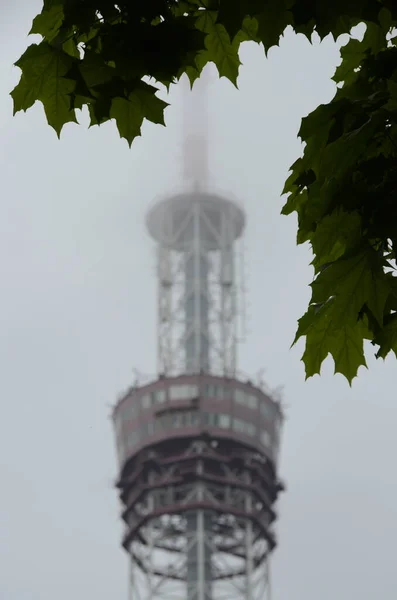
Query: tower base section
118 436 282 600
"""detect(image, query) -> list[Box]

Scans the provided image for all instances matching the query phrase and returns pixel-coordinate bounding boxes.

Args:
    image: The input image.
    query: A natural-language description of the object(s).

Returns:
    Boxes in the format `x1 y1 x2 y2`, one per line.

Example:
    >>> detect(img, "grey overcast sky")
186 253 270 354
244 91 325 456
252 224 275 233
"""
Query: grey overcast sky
1 3 396 600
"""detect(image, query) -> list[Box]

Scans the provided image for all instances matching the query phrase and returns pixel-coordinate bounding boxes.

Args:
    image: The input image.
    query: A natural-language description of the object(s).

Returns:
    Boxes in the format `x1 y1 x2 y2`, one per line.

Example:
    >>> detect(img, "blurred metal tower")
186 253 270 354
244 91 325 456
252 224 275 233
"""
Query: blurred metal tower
112 70 284 600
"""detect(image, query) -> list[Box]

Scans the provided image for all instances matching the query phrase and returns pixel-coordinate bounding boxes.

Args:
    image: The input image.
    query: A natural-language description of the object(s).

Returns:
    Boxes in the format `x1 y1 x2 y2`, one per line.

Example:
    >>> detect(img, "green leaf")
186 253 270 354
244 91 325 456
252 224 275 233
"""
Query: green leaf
311 248 390 327
10 75 38 113
330 318 368 382
79 52 115 88
195 10 240 84
134 85 169 125
183 65 201 87
195 50 211 73
12 42 77 136
333 38 366 85
333 22 386 86
88 101 111 126
109 95 143 146
310 209 362 271
29 5 64 41
293 245 392 381
294 299 368 383
256 0 292 54
195 10 218 34
319 112 383 183
236 16 260 43
204 23 241 84
375 313 397 358
217 0 262 41
62 37 81 59
72 94 92 112
92 79 168 132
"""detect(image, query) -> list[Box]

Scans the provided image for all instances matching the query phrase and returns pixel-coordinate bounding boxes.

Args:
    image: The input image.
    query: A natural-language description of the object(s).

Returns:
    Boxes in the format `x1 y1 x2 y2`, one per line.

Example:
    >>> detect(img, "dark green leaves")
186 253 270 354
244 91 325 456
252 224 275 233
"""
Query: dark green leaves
204 23 240 84
283 10 397 382
17 0 395 144
12 17 172 144
13 0 397 143
294 299 368 383
109 85 169 145
310 209 362 272
375 313 397 359
110 95 143 145
256 0 293 54
293 242 395 382
311 248 390 328
11 43 77 135
29 4 64 41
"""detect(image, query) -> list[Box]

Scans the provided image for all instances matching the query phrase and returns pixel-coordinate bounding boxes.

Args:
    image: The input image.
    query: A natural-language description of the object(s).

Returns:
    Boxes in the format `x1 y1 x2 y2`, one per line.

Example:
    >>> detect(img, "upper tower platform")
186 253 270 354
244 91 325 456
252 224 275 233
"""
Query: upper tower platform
146 191 245 251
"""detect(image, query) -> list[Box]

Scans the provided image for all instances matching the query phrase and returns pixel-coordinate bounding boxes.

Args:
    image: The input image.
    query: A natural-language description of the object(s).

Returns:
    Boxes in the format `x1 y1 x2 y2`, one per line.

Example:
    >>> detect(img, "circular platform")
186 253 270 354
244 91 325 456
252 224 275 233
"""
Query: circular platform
113 374 282 471
146 191 245 251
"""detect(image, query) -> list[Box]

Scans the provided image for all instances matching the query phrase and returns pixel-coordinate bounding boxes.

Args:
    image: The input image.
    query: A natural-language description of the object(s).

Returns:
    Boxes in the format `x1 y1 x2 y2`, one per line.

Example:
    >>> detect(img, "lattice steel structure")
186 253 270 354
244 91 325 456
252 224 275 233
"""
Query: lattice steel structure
112 72 284 600
147 191 245 377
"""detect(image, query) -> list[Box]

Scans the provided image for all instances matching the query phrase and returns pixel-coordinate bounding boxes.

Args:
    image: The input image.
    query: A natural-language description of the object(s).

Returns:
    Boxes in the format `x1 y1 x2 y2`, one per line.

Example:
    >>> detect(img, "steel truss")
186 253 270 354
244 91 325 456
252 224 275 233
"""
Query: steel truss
118 438 282 600
149 192 245 377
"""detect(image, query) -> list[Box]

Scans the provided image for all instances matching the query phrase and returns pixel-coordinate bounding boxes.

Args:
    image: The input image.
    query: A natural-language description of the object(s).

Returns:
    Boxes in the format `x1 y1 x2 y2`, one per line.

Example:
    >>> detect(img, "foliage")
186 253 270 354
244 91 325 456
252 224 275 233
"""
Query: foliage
11 1 397 382
283 14 397 383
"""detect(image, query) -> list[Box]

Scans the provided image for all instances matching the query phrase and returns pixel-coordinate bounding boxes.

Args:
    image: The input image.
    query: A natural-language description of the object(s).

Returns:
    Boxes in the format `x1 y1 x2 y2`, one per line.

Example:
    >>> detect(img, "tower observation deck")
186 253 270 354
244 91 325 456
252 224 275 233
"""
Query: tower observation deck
112 72 284 600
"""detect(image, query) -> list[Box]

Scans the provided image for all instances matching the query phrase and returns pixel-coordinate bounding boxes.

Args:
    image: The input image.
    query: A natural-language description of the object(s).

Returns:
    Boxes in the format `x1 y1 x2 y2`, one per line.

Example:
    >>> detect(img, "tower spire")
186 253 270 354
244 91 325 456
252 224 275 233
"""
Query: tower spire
182 70 211 190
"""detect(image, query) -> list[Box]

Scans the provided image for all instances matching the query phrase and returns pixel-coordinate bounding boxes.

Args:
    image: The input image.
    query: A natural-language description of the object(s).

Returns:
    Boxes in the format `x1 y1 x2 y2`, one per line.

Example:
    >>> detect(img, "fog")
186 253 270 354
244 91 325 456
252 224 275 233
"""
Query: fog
0 3 396 599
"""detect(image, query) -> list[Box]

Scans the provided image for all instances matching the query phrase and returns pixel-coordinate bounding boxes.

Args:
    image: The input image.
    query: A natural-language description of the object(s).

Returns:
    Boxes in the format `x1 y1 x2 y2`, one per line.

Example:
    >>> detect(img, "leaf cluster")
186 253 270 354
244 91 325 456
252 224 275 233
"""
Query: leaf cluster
11 0 397 382
283 11 397 382
13 1 397 143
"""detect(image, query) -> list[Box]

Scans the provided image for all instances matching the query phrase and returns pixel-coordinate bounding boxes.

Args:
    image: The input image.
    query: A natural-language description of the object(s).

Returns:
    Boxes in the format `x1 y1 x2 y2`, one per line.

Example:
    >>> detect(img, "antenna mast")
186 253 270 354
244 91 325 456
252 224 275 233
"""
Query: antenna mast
182 71 210 189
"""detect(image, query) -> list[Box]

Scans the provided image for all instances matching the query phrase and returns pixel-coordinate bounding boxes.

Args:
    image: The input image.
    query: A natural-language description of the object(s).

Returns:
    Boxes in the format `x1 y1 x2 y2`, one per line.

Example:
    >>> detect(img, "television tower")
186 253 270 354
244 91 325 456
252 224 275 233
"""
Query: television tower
112 71 284 600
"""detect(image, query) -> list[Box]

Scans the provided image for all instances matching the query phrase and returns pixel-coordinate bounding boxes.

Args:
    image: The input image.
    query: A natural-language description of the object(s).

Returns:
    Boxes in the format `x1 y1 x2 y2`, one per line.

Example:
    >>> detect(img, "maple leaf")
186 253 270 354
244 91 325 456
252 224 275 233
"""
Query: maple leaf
294 299 368 384
11 42 77 136
29 4 64 41
110 95 143 146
